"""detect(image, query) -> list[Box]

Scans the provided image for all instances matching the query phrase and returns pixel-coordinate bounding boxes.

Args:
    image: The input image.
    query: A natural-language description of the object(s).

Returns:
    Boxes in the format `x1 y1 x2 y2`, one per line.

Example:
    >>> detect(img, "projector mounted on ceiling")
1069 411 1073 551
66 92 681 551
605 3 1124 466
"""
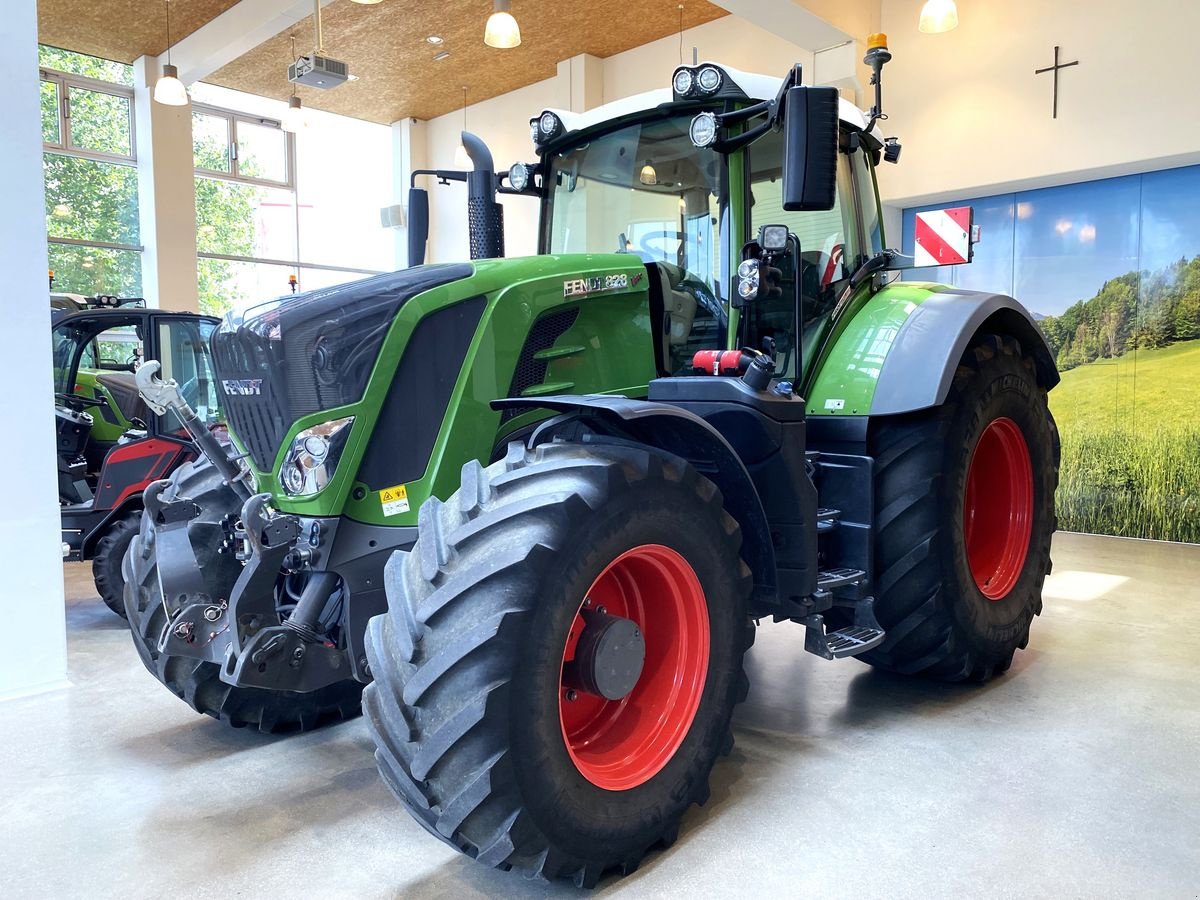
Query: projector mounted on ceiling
288 53 350 89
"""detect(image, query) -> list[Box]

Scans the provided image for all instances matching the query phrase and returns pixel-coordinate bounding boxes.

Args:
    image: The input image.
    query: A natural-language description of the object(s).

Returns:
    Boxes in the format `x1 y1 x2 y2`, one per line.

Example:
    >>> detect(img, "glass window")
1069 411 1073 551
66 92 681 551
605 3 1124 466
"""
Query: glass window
48 243 142 297
68 87 132 157
38 46 133 86
544 114 727 375
41 80 60 144
93 324 142 370
236 120 288 183
198 257 296 318
158 319 223 430
748 130 860 378
193 110 231 173
44 154 140 245
196 178 296 259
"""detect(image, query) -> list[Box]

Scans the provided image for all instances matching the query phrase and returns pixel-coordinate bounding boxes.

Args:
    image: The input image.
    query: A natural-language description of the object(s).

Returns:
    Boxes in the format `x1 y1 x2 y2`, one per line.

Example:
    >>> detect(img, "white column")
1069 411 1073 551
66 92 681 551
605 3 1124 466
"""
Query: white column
134 56 198 312
0 0 69 699
560 54 604 112
390 117 429 269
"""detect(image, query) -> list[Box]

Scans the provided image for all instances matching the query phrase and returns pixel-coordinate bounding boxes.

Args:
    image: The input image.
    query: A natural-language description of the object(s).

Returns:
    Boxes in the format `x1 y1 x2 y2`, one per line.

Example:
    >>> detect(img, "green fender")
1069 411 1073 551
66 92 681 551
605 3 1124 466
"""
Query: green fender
804 281 1058 417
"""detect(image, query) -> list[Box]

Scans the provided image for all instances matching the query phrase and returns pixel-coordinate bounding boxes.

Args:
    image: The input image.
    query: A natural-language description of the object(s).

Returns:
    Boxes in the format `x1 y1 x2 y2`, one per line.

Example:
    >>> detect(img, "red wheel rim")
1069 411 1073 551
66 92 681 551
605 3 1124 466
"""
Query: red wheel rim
559 544 709 791
963 417 1034 600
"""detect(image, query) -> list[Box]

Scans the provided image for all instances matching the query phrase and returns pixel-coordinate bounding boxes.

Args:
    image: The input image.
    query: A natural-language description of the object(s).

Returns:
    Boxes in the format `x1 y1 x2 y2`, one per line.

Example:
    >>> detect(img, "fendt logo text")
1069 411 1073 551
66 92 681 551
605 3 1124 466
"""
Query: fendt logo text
563 273 629 297
221 379 263 396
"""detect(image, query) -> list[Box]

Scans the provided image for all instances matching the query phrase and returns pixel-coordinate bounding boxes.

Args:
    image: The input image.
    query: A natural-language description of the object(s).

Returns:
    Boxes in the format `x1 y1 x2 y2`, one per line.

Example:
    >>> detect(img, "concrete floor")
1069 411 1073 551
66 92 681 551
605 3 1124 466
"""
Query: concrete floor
1 532 1197 898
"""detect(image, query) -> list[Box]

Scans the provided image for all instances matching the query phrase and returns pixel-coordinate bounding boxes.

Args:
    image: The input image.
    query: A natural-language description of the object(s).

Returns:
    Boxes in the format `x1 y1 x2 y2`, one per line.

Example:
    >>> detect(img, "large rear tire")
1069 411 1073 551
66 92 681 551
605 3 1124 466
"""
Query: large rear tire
123 458 363 733
363 440 754 886
854 333 1059 681
92 512 139 618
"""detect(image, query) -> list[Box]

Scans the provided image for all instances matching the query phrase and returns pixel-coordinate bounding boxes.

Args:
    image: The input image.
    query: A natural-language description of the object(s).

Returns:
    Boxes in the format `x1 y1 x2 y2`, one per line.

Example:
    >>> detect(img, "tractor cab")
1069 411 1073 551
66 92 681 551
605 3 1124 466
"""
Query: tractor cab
54 306 224 610
515 62 890 394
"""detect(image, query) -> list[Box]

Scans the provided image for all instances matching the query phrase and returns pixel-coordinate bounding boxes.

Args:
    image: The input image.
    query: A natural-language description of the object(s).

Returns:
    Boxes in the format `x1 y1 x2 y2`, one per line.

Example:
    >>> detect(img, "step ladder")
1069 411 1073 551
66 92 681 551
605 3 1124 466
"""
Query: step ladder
801 567 886 660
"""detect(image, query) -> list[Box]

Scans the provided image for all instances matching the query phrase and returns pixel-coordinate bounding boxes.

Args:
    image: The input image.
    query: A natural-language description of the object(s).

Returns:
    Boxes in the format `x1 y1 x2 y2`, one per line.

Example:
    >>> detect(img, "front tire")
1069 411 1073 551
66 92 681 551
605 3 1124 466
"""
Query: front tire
856 333 1059 681
364 440 754 886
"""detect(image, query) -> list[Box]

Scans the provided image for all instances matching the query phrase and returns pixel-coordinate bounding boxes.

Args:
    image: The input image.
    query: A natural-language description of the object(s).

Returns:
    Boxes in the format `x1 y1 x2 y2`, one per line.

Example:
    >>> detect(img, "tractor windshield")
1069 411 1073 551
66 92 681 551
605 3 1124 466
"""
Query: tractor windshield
543 114 726 303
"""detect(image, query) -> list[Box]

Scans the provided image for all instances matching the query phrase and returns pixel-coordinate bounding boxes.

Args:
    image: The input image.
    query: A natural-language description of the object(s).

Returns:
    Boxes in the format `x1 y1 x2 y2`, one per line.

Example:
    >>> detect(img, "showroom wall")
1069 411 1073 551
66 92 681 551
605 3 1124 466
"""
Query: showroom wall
422 15 816 263
878 0 1200 206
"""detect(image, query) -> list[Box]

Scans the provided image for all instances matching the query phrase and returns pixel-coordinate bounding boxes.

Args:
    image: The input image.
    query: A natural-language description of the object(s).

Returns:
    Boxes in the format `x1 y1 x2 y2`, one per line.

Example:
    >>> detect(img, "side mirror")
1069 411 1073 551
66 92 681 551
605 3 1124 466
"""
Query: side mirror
407 186 430 267
913 206 977 266
782 85 839 212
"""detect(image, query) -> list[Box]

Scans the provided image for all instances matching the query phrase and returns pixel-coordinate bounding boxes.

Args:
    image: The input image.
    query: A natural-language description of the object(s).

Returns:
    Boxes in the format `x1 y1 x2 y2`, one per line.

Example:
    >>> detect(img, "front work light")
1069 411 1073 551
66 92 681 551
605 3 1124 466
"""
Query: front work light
760 224 789 252
508 162 531 192
279 416 354 497
673 68 694 96
689 111 718 148
737 259 761 300
697 66 722 92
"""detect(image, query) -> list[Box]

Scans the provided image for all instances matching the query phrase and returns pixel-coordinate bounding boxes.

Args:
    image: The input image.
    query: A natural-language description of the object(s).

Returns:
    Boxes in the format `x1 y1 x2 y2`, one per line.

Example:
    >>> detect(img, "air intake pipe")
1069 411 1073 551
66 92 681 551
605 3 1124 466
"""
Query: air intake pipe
462 131 504 260
406 131 504 267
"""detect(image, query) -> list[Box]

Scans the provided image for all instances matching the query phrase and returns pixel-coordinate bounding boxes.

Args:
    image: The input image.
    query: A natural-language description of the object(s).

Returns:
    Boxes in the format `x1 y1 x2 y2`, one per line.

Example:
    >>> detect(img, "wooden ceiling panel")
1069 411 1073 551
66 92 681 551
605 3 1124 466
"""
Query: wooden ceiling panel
38 0 242 64
37 0 729 124
209 0 729 123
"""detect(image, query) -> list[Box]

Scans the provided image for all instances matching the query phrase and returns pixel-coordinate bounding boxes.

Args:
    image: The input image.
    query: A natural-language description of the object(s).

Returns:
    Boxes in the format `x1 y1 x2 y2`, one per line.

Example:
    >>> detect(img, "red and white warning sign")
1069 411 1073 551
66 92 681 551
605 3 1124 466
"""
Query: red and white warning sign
914 206 974 267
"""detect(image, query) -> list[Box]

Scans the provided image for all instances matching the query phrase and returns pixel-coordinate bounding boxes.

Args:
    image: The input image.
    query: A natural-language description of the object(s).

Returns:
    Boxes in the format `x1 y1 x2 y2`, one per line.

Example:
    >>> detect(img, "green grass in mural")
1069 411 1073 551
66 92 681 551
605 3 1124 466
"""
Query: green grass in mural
1049 339 1200 543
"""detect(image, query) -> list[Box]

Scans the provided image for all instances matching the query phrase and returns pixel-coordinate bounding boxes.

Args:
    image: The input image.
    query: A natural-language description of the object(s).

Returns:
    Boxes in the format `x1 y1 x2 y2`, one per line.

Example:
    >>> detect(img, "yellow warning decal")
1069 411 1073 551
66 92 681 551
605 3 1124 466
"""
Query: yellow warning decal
379 483 410 517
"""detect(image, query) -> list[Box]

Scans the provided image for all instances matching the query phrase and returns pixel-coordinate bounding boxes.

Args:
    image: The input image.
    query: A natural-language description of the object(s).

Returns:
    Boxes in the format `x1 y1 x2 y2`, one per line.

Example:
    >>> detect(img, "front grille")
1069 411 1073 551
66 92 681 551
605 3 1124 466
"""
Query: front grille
220 385 290 471
213 263 473 471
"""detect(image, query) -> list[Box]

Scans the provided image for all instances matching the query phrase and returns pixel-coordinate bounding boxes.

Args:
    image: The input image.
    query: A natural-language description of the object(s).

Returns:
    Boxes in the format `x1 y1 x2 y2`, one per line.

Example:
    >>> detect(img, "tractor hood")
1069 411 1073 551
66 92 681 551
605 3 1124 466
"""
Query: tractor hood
211 263 473 470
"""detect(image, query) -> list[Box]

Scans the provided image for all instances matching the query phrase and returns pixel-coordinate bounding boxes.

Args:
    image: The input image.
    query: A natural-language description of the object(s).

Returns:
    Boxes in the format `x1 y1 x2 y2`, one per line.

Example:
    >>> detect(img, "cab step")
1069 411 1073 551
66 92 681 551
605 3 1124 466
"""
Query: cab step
800 612 886 659
817 566 865 591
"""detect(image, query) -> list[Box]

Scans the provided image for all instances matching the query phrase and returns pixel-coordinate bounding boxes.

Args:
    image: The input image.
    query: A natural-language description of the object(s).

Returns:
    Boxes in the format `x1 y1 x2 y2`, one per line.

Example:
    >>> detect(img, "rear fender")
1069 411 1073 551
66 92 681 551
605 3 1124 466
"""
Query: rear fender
806 286 1059 418
870 291 1059 415
492 395 778 605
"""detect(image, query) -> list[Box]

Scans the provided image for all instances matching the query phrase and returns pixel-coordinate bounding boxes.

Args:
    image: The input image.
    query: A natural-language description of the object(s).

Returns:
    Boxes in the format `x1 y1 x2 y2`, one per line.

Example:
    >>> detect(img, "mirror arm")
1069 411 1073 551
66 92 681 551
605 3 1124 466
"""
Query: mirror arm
411 169 468 186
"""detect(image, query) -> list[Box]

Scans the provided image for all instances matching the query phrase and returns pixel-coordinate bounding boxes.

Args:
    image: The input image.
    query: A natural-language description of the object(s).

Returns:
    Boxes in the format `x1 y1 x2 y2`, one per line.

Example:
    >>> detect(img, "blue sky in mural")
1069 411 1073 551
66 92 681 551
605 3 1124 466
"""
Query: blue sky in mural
902 163 1200 317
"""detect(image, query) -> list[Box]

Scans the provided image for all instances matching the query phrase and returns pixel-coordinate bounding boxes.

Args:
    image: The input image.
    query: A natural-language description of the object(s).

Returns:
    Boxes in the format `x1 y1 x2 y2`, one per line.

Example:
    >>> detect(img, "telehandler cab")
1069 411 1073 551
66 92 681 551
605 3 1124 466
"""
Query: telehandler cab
125 36 1058 884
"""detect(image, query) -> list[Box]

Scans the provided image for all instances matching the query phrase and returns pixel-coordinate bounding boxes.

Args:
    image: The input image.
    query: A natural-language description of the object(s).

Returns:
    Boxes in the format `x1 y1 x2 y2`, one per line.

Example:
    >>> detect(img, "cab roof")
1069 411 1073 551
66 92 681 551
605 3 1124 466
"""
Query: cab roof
532 62 882 150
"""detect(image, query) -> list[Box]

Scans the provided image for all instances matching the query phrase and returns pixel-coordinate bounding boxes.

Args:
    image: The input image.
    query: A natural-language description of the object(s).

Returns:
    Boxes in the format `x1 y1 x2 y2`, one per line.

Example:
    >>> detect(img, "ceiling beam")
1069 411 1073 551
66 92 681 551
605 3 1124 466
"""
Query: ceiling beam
163 0 336 87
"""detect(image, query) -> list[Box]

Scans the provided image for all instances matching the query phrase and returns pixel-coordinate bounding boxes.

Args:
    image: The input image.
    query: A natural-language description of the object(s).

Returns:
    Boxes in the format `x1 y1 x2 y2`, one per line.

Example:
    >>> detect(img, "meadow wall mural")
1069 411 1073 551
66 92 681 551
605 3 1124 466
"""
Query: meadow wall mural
903 164 1200 544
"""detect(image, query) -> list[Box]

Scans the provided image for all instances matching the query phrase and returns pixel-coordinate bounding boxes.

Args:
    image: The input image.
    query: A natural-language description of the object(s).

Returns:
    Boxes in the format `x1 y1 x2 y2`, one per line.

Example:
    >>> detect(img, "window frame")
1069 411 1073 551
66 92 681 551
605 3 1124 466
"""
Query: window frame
191 102 296 190
40 67 136 166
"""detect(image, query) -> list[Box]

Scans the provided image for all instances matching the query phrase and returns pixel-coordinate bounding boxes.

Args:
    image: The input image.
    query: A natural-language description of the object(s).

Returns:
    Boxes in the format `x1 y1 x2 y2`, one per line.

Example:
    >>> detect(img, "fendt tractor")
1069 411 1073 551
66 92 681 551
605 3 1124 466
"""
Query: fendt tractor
125 35 1059 885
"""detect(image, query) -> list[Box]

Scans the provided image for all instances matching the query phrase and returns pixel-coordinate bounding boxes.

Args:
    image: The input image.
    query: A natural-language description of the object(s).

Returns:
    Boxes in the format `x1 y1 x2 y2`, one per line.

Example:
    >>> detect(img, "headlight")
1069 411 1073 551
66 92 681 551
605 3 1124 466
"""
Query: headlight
509 162 530 192
689 111 718 148
672 68 693 96
697 66 722 92
279 416 354 497
737 259 760 300
539 112 561 138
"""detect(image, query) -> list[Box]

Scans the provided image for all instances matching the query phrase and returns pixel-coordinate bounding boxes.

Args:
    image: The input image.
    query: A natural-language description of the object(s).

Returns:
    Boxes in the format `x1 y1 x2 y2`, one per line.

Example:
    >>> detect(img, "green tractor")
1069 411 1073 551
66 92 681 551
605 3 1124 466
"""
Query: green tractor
125 37 1058 885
